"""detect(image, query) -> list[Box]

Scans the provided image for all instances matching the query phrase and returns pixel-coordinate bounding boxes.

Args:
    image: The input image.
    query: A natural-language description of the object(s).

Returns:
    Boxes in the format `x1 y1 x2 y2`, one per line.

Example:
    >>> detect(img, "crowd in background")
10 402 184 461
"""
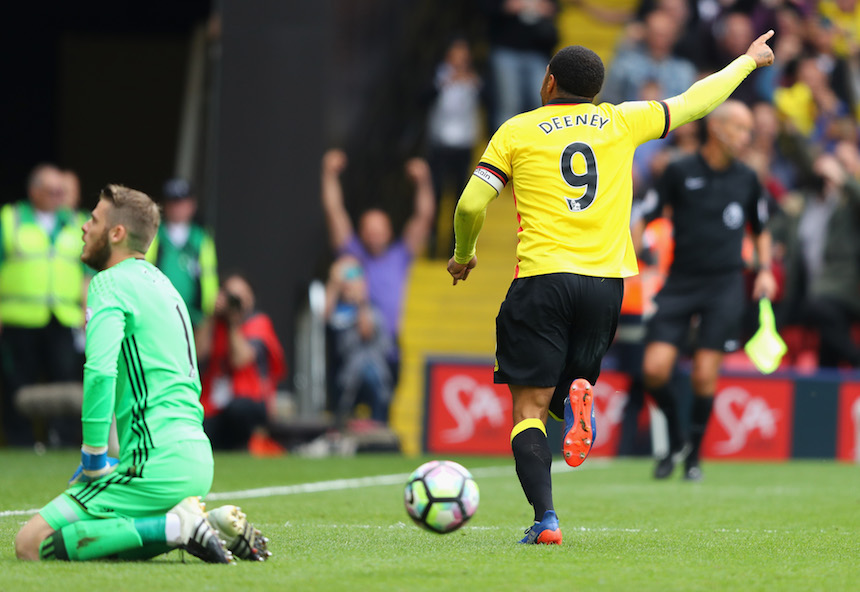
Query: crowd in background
598 0 860 372
1 0 859 449
422 0 860 374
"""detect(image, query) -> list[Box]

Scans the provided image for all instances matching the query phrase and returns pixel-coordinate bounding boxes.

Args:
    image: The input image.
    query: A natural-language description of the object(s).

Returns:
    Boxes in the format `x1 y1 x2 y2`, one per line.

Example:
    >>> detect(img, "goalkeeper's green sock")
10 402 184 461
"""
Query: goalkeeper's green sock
39 517 171 561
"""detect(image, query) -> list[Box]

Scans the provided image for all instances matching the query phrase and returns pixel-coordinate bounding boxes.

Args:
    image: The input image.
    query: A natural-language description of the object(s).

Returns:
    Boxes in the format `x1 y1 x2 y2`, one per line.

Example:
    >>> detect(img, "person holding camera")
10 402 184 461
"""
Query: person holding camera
198 273 286 450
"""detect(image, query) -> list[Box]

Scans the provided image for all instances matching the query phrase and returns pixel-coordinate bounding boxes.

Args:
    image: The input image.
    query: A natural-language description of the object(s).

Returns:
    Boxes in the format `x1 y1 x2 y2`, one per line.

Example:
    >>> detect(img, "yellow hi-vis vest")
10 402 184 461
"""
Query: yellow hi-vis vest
0 202 85 328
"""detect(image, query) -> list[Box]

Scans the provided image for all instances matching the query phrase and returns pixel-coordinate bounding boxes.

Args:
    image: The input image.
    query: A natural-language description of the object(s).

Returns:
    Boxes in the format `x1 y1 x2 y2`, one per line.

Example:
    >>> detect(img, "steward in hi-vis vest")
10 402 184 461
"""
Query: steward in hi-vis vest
0 164 88 446
0 201 85 328
145 178 218 330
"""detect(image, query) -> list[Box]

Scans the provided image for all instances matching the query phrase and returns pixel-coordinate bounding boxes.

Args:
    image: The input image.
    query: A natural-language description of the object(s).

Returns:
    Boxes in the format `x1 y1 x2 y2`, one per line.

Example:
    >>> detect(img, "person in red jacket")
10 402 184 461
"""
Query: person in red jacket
198 273 286 450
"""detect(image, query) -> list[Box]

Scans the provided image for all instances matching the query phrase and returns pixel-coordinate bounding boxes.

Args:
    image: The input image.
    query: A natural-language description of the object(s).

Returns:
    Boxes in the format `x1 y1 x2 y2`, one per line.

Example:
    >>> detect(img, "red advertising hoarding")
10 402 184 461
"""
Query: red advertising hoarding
424 360 858 461
701 377 794 460
424 361 632 456
588 371 631 458
836 383 860 462
425 362 511 455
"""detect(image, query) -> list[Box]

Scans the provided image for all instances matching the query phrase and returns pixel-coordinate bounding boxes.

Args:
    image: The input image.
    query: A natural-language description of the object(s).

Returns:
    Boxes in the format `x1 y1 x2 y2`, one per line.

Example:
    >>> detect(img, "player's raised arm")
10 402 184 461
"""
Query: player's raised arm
664 30 775 132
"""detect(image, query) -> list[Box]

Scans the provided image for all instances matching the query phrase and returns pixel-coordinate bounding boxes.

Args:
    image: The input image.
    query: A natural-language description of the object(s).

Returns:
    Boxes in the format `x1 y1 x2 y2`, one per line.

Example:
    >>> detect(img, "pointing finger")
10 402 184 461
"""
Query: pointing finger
756 30 774 44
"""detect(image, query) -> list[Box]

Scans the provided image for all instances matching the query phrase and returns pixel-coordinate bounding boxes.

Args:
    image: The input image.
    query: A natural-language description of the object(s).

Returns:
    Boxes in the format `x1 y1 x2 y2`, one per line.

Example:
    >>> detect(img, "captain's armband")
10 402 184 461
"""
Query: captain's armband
473 162 508 195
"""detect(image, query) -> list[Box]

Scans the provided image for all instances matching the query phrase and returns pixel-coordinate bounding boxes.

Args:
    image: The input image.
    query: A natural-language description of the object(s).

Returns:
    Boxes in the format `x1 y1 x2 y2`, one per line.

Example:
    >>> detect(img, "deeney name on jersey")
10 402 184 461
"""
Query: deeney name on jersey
537 114 610 135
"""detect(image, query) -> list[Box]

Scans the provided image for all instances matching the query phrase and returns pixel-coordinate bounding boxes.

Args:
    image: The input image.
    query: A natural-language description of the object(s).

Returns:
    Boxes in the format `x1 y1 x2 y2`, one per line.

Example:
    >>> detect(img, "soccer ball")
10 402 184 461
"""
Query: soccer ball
403 460 479 534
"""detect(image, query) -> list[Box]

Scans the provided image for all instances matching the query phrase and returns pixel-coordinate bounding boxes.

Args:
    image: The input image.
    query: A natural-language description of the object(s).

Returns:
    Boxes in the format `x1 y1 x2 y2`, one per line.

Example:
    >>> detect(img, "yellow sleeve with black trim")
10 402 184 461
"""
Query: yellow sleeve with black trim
664 56 756 131
452 175 498 264
616 100 672 145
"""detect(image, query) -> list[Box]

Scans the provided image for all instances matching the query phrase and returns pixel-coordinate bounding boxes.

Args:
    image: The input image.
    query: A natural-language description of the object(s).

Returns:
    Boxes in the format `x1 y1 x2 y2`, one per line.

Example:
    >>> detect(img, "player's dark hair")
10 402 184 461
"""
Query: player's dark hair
548 46 605 100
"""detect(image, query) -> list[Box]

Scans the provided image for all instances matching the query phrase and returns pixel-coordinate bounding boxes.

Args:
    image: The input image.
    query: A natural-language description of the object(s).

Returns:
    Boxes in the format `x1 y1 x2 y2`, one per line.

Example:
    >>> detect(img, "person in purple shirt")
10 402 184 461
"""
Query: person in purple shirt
320 149 435 390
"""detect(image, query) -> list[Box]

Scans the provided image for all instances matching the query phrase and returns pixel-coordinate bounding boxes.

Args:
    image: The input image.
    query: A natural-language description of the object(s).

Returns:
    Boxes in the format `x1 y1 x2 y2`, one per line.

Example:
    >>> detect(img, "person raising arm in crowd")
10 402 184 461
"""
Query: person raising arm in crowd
320 150 434 391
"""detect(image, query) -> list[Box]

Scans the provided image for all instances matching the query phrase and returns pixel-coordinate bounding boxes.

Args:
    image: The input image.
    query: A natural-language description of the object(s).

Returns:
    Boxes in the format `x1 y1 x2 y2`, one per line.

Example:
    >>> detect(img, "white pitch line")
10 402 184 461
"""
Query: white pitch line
0 460 609 515
0 508 42 518
206 460 607 502
207 465 513 502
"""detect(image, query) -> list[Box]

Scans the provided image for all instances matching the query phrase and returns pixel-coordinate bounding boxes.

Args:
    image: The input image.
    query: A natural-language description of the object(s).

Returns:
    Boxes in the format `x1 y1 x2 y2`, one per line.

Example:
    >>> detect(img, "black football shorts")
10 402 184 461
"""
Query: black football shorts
494 273 623 419
645 270 746 352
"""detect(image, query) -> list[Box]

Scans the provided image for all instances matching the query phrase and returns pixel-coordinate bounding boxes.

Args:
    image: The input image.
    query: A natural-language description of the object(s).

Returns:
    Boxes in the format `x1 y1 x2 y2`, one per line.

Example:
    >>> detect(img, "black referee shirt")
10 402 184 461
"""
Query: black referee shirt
642 152 768 275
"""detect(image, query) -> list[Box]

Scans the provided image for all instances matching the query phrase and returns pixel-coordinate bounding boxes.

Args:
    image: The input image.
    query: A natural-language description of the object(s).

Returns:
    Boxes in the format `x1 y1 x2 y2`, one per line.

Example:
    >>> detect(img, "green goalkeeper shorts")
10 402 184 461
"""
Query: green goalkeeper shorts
39 439 214 531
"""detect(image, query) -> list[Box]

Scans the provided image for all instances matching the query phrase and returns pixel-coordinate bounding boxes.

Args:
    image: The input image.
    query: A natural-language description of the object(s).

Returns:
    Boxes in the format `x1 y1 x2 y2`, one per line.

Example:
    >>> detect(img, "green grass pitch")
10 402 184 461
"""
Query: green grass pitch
1 450 857 591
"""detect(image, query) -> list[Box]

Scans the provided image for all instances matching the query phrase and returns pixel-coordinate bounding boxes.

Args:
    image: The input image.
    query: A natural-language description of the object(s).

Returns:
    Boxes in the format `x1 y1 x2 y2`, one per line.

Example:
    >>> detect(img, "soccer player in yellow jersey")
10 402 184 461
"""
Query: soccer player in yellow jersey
447 32 776 545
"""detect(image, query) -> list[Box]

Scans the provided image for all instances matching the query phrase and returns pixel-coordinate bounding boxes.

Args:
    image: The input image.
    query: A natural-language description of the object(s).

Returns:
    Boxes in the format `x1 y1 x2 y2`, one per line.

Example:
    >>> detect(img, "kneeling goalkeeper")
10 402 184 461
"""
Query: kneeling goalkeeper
15 185 268 563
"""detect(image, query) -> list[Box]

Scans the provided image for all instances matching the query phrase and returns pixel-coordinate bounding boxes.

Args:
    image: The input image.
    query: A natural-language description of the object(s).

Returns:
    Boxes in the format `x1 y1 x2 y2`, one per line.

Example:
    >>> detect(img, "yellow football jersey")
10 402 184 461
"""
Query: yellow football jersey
475 98 669 279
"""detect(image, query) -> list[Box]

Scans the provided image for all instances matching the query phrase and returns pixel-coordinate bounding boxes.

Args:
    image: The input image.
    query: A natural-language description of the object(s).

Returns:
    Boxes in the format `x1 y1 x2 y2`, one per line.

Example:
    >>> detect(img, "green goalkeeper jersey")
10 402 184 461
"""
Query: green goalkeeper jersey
82 257 209 467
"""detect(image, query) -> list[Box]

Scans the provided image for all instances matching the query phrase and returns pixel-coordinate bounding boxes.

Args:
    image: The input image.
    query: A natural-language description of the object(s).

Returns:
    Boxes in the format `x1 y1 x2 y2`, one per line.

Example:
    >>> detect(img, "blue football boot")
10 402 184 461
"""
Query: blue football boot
519 510 562 545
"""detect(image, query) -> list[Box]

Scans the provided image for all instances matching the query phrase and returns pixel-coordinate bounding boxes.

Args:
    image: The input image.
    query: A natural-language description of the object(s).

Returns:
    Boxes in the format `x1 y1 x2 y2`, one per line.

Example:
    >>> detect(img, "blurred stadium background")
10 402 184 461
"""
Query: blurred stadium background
1 0 859 462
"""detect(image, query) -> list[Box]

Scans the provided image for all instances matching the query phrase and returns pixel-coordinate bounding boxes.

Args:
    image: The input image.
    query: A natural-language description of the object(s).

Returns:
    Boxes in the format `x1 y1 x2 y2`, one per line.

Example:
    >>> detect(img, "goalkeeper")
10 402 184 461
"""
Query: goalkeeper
15 185 268 563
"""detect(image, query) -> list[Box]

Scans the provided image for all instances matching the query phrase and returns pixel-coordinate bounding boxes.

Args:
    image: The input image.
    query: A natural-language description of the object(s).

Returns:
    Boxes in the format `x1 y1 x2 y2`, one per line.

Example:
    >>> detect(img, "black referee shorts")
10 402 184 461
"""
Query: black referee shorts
494 273 623 419
645 270 745 352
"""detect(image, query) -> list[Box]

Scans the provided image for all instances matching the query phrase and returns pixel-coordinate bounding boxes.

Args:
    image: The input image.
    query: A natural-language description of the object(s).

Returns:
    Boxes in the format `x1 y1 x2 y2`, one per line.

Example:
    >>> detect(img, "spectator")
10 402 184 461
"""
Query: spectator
629 0 711 69
709 12 766 105
482 0 559 130
61 169 91 356
774 54 849 146
819 0 860 59
754 7 806 103
600 9 696 104
773 153 860 368
425 36 483 258
199 273 286 450
835 138 860 178
325 255 393 425
806 13 857 111
747 101 800 196
320 149 434 387
145 178 218 345
61 170 82 211
0 164 87 446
